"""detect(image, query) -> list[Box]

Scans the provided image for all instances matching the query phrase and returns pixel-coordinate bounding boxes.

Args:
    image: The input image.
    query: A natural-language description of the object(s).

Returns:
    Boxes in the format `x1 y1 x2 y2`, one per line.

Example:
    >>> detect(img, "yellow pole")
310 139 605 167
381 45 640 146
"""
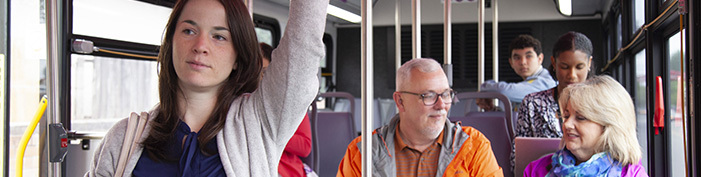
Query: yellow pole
15 95 48 177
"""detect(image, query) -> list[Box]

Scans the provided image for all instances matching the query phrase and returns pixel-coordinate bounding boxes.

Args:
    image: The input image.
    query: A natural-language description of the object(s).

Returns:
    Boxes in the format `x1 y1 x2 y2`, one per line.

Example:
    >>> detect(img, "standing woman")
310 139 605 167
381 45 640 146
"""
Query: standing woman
515 31 594 138
524 75 647 176
86 0 328 176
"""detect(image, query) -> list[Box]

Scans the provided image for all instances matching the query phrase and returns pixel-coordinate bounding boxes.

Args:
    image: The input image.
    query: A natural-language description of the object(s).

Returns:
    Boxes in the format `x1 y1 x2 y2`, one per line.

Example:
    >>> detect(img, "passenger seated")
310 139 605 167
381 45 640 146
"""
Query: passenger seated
524 75 648 177
513 31 594 173
516 31 594 139
337 58 502 177
260 43 316 177
478 35 556 110
476 98 503 112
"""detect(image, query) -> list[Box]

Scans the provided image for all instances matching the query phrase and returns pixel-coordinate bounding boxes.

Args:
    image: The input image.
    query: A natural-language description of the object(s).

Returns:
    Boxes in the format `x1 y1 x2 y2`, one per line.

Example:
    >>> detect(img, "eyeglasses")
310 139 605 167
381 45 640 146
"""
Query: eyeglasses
398 89 456 106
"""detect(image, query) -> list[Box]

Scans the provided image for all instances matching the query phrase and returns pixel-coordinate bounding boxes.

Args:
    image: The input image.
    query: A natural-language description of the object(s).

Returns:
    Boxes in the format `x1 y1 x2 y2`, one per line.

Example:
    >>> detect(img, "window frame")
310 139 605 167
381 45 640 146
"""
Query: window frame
603 0 696 175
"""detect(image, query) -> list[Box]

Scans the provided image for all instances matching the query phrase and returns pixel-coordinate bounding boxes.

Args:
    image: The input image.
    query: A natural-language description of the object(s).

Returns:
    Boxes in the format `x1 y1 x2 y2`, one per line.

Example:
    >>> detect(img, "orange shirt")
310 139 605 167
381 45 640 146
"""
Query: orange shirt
394 127 444 177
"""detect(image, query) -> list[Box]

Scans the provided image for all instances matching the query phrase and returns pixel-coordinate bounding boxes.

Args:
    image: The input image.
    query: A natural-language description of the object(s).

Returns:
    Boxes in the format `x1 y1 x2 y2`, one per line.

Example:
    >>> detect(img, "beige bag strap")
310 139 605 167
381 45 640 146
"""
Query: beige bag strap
114 112 149 177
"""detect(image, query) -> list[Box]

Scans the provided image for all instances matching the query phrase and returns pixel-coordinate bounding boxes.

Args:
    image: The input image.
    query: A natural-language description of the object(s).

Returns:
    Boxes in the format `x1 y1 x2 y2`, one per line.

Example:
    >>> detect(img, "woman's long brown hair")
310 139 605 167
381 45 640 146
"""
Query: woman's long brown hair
142 0 262 162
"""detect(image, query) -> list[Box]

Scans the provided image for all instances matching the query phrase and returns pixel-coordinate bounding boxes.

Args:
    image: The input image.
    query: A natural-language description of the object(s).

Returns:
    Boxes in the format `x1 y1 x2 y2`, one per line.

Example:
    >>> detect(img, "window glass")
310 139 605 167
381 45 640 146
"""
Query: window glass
255 27 273 46
0 0 7 174
73 0 171 45
634 49 648 170
9 0 45 176
616 15 623 49
0 53 4 176
70 54 158 132
633 0 645 33
667 30 685 177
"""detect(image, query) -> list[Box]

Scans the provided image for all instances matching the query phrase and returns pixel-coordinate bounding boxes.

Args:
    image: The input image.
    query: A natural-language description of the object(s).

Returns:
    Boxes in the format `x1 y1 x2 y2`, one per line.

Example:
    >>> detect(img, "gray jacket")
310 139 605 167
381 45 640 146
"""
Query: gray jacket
481 67 557 104
370 115 468 176
341 115 502 176
85 0 328 176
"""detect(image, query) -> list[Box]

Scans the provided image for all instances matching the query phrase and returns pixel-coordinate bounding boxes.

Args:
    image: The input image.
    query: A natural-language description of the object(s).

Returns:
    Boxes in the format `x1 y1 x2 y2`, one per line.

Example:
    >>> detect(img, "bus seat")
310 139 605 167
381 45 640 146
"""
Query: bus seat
513 137 561 177
313 92 357 177
449 91 514 177
303 104 318 173
332 97 383 134
450 115 513 177
450 92 515 139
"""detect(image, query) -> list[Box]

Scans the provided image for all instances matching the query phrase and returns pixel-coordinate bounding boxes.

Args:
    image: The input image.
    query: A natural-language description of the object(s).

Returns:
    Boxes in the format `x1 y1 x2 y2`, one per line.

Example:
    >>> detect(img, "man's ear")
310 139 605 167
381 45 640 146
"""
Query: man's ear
538 53 544 64
393 92 405 112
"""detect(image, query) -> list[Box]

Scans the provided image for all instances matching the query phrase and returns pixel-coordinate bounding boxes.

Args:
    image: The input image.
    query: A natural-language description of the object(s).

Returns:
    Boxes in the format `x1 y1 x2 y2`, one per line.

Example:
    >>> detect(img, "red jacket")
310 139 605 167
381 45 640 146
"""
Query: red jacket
278 114 312 177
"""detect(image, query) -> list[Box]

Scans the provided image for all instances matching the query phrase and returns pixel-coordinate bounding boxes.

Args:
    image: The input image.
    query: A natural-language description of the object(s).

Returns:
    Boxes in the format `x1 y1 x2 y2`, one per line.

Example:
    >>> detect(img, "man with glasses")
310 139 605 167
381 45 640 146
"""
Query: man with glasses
337 58 503 177
479 35 556 110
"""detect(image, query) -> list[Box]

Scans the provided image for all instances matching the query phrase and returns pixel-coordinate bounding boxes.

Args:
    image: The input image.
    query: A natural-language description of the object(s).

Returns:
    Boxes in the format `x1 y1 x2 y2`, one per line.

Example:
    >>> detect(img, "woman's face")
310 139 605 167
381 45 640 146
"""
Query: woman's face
172 0 236 91
561 101 603 161
552 50 591 89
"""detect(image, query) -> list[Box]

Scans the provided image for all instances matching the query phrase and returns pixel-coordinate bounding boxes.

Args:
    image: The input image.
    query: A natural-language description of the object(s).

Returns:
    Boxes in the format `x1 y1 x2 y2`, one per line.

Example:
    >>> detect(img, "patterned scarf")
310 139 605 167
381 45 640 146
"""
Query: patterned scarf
546 149 623 177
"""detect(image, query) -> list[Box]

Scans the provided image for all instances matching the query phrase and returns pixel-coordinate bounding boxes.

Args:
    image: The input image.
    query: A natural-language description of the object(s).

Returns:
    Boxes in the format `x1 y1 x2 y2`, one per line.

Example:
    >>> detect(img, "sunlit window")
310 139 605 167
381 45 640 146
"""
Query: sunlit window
9 0 46 176
633 0 645 33
70 54 158 132
634 49 648 170
255 27 274 46
0 1 6 174
667 30 686 177
73 0 171 45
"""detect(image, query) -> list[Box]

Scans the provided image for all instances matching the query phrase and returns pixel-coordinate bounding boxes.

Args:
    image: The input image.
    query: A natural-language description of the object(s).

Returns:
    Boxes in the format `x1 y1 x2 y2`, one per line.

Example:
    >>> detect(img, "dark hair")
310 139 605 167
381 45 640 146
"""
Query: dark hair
552 31 593 58
260 42 273 62
509 34 542 55
142 0 262 162
550 31 595 79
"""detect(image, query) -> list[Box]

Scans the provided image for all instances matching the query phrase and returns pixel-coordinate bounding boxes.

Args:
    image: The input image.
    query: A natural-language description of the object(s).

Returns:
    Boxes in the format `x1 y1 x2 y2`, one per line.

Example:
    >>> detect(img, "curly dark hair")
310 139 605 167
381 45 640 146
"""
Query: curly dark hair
509 34 542 55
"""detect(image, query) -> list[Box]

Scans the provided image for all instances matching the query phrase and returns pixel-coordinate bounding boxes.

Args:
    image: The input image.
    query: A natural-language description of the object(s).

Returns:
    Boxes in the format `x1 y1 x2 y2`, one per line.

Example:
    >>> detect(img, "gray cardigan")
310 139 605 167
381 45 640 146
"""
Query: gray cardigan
86 0 328 176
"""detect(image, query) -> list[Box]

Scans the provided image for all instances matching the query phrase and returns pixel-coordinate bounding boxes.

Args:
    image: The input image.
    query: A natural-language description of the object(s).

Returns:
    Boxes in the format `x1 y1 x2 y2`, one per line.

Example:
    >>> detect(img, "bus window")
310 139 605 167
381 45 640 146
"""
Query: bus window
255 27 274 46
632 0 645 33
70 54 158 132
616 14 623 49
667 30 686 177
8 0 47 176
0 0 6 175
73 0 171 46
634 49 647 170
253 14 281 47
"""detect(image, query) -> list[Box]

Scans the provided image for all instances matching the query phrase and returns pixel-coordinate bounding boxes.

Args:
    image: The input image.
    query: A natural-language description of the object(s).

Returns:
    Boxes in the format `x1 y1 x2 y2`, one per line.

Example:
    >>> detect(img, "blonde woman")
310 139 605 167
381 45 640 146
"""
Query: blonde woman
524 75 647 177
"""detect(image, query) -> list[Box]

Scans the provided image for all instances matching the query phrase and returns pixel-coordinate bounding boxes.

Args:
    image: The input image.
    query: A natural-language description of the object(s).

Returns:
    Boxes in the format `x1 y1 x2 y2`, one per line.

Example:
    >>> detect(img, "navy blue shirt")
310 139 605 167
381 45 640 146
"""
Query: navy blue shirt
133 122 226 177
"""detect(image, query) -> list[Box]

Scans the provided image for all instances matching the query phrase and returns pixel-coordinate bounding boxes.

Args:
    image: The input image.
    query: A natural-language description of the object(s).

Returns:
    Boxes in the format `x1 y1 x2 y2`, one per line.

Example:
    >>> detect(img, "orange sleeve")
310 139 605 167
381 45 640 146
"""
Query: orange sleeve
465 127 503 177
337 136 363 177
444 127 504 177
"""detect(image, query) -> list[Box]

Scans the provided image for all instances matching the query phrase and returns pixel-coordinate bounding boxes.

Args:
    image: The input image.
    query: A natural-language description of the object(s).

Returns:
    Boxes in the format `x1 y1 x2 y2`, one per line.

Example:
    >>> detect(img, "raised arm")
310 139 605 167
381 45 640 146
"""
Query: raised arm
252 0 329 146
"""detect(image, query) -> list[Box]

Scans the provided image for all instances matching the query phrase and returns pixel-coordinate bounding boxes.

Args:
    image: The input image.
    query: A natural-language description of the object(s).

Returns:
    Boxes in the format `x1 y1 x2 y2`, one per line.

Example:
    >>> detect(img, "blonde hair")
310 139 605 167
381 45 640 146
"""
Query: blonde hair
396 58 443 91
559 75 642 166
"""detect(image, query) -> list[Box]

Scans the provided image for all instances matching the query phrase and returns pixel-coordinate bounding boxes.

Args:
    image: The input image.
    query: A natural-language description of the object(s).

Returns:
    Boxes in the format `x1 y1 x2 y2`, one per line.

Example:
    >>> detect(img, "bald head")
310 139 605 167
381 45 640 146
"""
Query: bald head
396 58 445 91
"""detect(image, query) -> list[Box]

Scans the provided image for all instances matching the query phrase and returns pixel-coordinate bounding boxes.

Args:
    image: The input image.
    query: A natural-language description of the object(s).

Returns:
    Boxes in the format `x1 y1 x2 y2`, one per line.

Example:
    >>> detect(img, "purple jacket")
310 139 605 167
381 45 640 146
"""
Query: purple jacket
523 154 649 177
